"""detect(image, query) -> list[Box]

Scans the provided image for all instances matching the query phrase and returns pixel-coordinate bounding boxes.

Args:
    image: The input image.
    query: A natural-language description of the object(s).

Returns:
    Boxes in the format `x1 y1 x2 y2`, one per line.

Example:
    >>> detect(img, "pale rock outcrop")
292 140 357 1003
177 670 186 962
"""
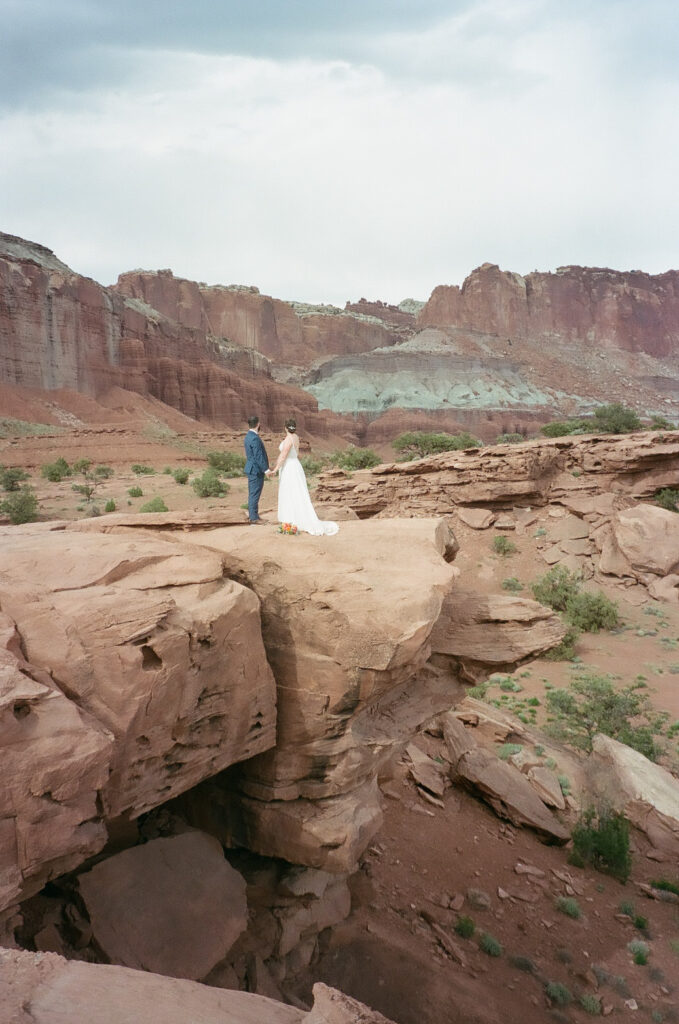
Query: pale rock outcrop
0 528 277 912
306 982 397 1024
441 713 569 842
77 832 247 980
314 433 679 517
457 508 495 529
587 735 679 858
595 503 679 580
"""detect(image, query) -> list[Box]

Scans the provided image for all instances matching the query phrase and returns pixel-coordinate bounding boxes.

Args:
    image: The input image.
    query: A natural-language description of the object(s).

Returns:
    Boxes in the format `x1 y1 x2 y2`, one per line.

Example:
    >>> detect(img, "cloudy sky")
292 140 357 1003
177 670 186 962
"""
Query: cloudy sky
1 1 677 304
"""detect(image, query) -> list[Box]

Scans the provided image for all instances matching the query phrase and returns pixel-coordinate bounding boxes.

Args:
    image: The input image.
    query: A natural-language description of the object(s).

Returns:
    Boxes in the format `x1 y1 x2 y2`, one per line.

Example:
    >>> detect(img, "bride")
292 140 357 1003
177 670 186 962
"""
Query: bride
268 419 339 536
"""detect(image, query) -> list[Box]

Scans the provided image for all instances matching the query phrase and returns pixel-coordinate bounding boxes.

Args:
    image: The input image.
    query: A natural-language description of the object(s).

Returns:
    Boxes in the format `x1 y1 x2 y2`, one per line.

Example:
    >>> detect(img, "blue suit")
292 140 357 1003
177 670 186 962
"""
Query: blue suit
244 429 269 521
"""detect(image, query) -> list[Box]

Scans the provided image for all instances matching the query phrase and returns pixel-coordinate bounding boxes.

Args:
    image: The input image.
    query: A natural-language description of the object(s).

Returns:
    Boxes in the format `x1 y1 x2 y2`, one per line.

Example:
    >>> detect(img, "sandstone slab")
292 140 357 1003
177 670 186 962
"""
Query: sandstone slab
611 504 679 576
457 508 495 529
77 832 247 979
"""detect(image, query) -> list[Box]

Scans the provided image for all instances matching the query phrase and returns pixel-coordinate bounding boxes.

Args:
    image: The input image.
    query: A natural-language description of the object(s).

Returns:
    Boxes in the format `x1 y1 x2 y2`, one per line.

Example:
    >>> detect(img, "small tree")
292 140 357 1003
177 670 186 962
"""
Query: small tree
41 457 71 482
0 465 30 491
571 806 631 882
532 566 581 610
71 459 114 502
392 431 481 460
591 403 642 434
1 485 39 524
330 447 381 470
544 672 667 758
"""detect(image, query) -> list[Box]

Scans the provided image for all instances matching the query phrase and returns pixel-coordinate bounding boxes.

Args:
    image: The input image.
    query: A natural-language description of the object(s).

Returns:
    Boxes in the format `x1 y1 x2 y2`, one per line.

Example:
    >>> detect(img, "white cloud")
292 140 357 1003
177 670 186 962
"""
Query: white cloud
0 2 677 304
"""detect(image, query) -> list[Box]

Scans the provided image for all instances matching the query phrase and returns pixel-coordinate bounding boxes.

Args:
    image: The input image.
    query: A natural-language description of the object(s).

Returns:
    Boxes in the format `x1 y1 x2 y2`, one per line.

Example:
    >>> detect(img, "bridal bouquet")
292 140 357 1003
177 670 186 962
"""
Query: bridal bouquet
278 522 299 535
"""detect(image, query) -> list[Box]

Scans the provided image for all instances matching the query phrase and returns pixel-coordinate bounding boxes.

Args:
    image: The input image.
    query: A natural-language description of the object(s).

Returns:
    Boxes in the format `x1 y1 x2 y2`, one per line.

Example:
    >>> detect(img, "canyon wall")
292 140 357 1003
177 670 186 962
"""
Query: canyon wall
419 262 679 358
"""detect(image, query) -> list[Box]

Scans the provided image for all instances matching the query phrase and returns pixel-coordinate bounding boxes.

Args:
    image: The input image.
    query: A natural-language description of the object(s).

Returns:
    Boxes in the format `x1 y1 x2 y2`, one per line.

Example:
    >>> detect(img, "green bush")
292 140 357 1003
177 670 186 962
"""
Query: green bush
172 468 190 485
192 469 228 498
128 486 143 498
206 451 246 476
580 993 602 1015
592 403 642 434
41 457 71 482
131 464 155 475
492 535 517 556
545 672 666 758
655 488 679 513
508 955 536 973
544 626 580 661
495 433 525 445
392 431 481 460
478 932 502 957
0 485 39 524
532 565 581 611
300 455 329 476
139 496 168 513
556 896 582 919
571 807 631 882
104 499 116 513
454 915 475 938
497 743 523 761
564 591 619 632
501 577 523 592
0 465 30 491
330 447 381 471
71 461 114 501
627 939 649 965
540 419 590 437
650 415 675 430
650 879 679 897
545 981 572 1006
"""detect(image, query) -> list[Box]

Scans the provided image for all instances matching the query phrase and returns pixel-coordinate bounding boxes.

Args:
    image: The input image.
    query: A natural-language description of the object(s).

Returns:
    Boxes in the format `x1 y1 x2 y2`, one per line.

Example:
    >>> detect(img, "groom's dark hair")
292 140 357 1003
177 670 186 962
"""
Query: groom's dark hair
247 415 260 428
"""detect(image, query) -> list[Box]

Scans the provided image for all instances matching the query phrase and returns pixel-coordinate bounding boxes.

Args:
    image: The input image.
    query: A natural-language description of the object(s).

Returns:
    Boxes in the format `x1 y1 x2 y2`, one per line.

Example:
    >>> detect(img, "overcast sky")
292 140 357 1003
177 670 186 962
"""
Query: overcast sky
1 0 677 305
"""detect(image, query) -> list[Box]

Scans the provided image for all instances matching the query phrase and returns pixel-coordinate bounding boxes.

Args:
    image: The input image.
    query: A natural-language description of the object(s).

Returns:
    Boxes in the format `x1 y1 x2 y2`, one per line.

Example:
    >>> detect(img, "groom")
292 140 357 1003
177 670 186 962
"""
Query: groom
243 415 270 524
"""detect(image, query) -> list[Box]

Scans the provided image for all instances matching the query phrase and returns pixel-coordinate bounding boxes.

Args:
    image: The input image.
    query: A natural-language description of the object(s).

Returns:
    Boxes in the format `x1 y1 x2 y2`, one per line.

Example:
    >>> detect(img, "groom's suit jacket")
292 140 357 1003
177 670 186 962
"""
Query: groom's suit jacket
244 429 269 477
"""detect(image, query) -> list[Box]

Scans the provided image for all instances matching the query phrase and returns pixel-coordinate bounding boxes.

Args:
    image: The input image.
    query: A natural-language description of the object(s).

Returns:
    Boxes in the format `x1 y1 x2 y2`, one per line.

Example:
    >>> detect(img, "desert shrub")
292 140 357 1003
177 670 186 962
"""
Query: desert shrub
454 915 475 938
532 565 581 611
104 499 116 513
206 451 246 476
545 981 572 1006
655 488 679 513
650 415 675 430
508 955 536 973
163 466 172 474
592 403 642 434
544 626 580 661
564 591 619 632
544 672 666 758
192 469 228 498
580 993 602 1015
627 939 649 965
540 418 590 437
139 496 168 513
650 879 679 897
619 900 635 917
558 774 571 796
131 464 155 475
0 486 39 524
392 431 481 460
556 896 582 919
71 461 113 501
128 486 143 498
492 535 517 556
501 577 523 592
0 465 30 491
478 932 502 957
300 455 329 476
172 468 190 485
497 743 523 760
495 433 525 445
329 447 381 471
633 914 648 931
571 807 631 882
41 457 71 482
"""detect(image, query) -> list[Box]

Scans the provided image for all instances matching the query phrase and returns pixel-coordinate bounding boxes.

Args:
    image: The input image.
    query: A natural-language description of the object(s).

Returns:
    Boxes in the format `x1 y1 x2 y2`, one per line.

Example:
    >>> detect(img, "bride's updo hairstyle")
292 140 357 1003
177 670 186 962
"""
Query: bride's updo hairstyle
284 418 297 433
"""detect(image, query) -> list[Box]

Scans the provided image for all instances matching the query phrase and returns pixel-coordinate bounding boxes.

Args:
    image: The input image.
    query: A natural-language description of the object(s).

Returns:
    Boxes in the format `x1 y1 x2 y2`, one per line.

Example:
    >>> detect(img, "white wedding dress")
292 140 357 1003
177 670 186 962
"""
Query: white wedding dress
277 441 339 536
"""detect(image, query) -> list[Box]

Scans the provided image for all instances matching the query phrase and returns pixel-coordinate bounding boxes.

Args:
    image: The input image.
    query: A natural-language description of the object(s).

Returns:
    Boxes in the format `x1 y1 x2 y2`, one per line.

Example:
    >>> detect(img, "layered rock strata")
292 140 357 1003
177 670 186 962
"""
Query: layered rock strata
0 528 276 912
313 432 679 518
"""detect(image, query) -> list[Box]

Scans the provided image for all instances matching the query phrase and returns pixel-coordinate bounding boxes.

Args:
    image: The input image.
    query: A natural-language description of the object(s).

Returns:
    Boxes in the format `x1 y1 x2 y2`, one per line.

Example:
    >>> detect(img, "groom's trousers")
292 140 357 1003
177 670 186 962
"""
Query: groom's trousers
247 472 265 521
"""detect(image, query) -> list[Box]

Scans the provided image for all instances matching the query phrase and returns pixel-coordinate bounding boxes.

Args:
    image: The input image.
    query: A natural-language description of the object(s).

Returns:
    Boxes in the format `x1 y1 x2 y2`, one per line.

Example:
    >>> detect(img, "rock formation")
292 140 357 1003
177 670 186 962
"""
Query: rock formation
313 432 679 518
419 262 679 359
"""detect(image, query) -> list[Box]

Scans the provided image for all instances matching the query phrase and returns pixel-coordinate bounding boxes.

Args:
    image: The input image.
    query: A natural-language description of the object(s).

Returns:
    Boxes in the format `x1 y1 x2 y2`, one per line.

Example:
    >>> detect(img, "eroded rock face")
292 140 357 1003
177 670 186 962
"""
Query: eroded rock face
0 528 277 911
594 503 679 580
419 263 679 359
313 433 679 518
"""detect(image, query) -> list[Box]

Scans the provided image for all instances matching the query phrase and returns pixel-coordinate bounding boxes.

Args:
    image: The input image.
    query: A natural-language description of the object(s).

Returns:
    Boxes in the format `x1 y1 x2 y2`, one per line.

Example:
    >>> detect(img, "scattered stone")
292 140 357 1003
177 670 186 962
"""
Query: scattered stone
494 516 516 530
497 888 511 900
515 862 545 877
457 508 496 530
526 767 566 810
450 894 465 911
466 888 492 910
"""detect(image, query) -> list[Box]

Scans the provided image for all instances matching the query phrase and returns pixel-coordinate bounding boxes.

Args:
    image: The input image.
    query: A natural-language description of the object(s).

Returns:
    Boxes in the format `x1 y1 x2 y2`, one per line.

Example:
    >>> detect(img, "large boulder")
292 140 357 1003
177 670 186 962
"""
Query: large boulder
77 832 247 979
602 504 679 578
0 528 277 912
441 714 569 843
587 734 679 858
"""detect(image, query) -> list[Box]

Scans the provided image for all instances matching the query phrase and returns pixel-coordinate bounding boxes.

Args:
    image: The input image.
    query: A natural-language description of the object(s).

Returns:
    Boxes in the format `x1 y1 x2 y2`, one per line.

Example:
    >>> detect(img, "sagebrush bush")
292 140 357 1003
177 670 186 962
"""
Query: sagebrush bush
655 488 679 513
580 993 602 1015
501 577 523 592
0 485 39 524
41 457 71 482
330 447 381 471
478 932 502 957
192 469 228 498
556 896 582 919
139 496 168 513
592 403 642 434
104 499 116 513
495 433 525 445
532 565 581 611
650 415 675 430
545 981 572 1006
131 464 155 475
392 431 481 459
564 591 619 632
0 465 30 491
544 626 580 661
627 939 649 965
540 419 590 437
571 807 631 882
206 451 245 476
128 486 143 498
454 915 475 938
300 454 329 476
172 468 190 485
492 535 517 556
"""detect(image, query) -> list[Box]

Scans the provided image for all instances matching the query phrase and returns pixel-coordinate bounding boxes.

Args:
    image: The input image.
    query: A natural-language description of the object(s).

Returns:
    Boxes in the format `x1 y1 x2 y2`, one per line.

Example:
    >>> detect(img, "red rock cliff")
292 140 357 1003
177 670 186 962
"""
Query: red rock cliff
419 263 679 358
